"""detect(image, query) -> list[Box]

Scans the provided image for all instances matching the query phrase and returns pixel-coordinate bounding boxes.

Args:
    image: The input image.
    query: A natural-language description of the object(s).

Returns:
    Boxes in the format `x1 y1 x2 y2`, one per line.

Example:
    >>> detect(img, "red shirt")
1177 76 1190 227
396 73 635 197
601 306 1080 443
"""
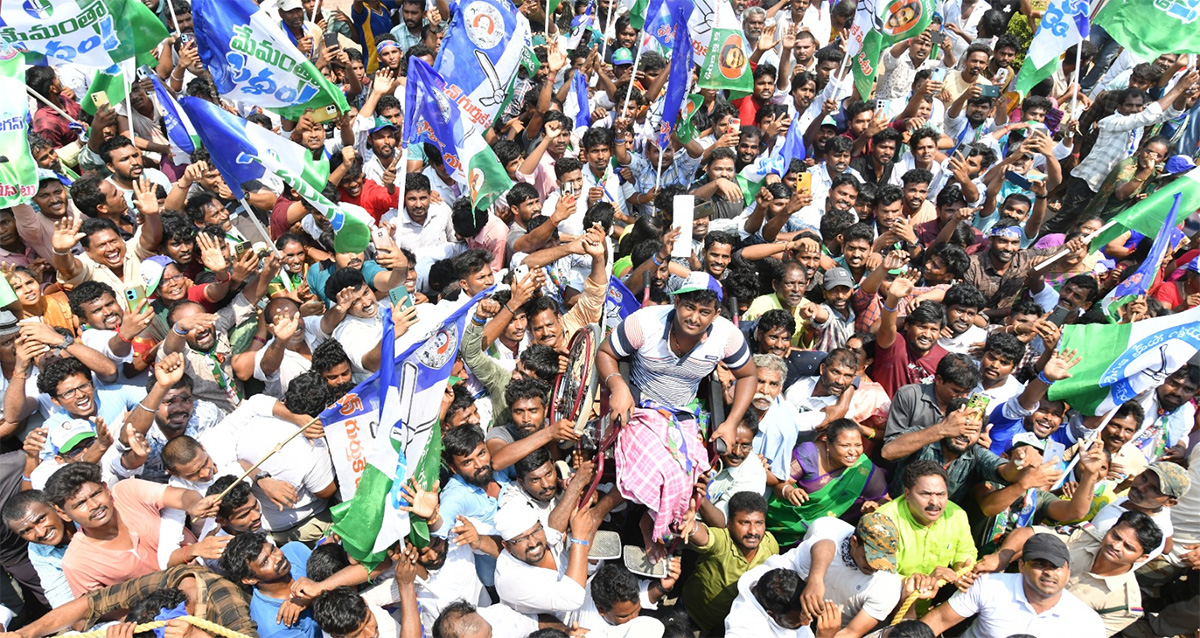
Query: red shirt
339 179 398 224
32 100 84 148
869 331 948 399
269 195 297 239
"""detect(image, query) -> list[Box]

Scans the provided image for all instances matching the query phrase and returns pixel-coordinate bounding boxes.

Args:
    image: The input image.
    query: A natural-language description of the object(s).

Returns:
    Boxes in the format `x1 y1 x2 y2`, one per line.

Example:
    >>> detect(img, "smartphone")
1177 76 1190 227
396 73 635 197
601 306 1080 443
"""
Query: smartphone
928 30 946 46
324 31 340 49
693 199 716 220
235 241 251 257
930 67 947 82
796 172 812 193
388 284 415 310
979 84 1001 98
1047 304 1071 327
561 182 577 197
92 90 110 109
512 263 531 281
125 285 148 310
135 66 150 82
966 393 991 418
1004 170 1034 190
310 104 339 123
371 226 393 249
179 32 193 45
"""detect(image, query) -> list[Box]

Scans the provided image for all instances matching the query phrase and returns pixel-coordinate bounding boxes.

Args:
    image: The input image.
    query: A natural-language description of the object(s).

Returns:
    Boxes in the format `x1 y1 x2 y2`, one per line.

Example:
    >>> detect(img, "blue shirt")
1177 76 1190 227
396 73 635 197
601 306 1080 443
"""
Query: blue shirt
306 260 388 304
435 473 510 586
250 542 318 638
986 398 1073 458
28 542 72 608
41 383 147 459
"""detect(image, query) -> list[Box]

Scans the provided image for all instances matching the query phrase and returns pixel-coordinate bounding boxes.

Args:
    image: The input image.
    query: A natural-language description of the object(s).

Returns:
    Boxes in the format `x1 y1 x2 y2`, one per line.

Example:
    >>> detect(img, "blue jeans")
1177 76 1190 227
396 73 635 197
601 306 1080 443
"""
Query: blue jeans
1081 24 1122 94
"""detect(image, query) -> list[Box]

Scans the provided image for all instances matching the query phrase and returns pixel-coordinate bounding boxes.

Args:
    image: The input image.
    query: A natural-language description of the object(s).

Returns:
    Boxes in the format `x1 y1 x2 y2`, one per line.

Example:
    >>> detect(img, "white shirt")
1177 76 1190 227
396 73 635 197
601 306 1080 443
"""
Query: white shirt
973 375 1025 412
385 201 455 253
476 603 539 638
783 376 837 432
235 415 335 532
1088 497 1172 567
332 313 384 382
494 546 586 617
938 325 988 355
252 316 329 396
360 544 489 631
948 572 1104 638
725 563 816 638
767 518 902 624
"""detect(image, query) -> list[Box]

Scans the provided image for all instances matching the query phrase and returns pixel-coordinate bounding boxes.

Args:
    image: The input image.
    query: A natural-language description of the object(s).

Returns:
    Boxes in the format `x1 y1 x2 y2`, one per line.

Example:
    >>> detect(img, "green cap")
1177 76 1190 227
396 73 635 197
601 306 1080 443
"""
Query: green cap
333 213 371 254
856 511 898 572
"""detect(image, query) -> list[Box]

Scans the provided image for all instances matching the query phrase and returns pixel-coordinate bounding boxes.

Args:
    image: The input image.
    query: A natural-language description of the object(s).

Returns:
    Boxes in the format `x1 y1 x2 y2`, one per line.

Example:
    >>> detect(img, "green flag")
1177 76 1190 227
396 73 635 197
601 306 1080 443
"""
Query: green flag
0 0 169 69
1094 167 1200 248
622 0 650 30
0 52 38 210
698 28 752 98
0 273 15 308
461 131 514 212
849 0 936 99
1094 0 1200 62
675 94 705 144
81 65 130 115
406 416 442 548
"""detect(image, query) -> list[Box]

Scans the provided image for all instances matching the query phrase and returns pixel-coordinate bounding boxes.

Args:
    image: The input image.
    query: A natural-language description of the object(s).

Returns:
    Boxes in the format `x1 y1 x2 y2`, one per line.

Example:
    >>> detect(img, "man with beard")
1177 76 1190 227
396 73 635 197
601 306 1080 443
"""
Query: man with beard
701 232 735 282
492 479 616 616
680 492 779 634
944 86 997 151
436 425 509 587
98 136 172 212
741 310 824 388
163 254 278 412
1081 462 1188 566
974 510 1160 636
238 297 329 397
748 354 805 484
809 137 863 211
45 462 221 595
40 282 137 382
850 128 902 186
915 185 984 252
361 119 399 187
744 261 812 347
942 43 993 104
51 179 163 295
1132 364 1198 466
734 125 764 172
985 348 1081 456
883 352 1039 503
965 222 1059 321
691 148 747 221
875 461 976 596
698 412 767 527
385 174 454 253
871 277 949 397
782 173 858 237
484 379 579 471
784 347 860 436
498 448 595 536
936 284 988 355
220 531 320 638
28 134 78 183
3 490 77 608
922 533 1103 637
12 171 71 262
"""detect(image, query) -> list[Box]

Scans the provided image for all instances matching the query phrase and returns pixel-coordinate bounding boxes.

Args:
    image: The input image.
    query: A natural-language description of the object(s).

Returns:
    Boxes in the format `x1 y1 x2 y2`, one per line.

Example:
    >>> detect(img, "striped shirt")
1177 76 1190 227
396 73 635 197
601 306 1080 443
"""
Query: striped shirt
609 305 750 409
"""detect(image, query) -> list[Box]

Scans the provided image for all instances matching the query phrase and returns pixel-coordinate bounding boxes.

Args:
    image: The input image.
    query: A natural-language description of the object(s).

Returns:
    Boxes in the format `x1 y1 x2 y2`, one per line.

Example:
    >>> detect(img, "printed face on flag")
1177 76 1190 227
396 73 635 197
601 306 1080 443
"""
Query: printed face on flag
877 0 926 35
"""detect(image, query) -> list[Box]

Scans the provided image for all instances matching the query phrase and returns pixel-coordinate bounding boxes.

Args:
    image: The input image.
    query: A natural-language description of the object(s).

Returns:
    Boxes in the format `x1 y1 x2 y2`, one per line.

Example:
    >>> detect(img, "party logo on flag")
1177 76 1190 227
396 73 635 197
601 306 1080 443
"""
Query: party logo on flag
22 0 55 19
717 33 748 79
463 1 506 47
877 0 926 35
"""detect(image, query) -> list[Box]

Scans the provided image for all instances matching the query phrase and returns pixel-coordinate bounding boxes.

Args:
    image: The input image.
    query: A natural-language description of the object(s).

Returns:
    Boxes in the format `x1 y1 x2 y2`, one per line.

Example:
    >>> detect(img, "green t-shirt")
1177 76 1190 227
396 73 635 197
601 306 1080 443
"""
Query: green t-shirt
681 526 780 631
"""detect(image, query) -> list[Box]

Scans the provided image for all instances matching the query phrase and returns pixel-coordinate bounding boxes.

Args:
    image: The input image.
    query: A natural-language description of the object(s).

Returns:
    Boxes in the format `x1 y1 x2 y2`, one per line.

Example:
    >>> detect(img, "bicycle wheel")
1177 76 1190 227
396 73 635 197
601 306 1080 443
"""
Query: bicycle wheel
550 323 601 431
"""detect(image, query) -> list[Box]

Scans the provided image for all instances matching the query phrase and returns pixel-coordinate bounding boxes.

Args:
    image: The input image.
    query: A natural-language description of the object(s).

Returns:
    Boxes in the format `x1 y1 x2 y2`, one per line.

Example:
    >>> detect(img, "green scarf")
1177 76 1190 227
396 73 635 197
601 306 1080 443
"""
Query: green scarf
767 453 875 547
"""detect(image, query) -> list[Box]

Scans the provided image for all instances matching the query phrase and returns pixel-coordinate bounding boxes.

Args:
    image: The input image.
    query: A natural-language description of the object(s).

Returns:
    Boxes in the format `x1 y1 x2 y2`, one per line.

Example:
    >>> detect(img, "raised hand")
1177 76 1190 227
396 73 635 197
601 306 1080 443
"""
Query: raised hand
1042 348 1081 382
154 351 187 387
396 479 441 519
270 309 301 342
195 232 228 273
393 304 419 337
119 301 155 342
51 214 85 255
476 297 500 320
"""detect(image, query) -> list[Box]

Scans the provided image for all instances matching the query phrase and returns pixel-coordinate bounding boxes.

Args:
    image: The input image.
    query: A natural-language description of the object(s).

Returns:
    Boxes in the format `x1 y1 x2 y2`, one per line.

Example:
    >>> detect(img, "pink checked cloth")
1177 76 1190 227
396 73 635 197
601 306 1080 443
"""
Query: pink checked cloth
614 407 711 541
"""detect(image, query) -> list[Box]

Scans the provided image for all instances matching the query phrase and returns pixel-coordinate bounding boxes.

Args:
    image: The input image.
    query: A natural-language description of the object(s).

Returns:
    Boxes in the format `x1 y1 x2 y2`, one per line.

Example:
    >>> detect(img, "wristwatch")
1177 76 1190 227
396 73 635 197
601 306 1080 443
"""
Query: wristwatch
57 334 75 350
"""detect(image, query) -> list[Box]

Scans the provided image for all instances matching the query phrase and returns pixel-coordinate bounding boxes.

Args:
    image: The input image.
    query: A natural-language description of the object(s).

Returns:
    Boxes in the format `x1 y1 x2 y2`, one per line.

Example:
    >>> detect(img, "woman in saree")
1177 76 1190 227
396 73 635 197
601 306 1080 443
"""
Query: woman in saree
767 418 889 546
5 266 75 335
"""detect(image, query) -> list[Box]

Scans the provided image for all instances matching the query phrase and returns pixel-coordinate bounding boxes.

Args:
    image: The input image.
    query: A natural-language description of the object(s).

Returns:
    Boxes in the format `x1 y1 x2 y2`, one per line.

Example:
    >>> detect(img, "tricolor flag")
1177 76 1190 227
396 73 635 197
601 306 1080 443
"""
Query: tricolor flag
326 291 491 567
191 0 349 120
178 96 342 228
848 0 936 100
0 50 38 209
1014 0 1089 95
1048 306 1200 415
1094 167 1200 248
0 0 168 67
1099 194 1181 321
151 74 200 157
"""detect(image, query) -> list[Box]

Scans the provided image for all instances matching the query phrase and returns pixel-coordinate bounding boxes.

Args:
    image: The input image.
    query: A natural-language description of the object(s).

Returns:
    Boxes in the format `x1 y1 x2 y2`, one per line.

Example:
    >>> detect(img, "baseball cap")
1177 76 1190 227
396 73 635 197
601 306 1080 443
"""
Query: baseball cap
819 115 837 128
668 272 724 301
278 0 304 11
612 47 634 66
141 255 176 297
1009 431 1047 452
494 504 540 542
1165 155 1196 175
0 311 18 337
822 267 854 290
50 418 97 455
36 168 68 187
368 116 398 134
856 511 898 572
1146 462 1190 499
1022 533 1070 568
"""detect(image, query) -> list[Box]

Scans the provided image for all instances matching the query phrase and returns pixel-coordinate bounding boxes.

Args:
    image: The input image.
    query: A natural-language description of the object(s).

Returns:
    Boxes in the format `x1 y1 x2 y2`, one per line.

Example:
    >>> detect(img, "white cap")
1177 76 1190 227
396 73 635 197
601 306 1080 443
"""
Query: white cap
279 0 304 11
494 504 540 542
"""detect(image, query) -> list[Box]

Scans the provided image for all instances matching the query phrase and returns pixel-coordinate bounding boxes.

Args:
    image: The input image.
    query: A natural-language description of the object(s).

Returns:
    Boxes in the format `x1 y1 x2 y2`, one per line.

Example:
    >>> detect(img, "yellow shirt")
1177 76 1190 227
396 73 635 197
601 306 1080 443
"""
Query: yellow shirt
742 293 813 348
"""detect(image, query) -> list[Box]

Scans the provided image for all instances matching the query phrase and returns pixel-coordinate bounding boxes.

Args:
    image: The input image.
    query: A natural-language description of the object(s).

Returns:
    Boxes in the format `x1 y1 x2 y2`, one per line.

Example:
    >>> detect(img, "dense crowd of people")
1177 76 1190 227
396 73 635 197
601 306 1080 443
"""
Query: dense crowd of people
1 0 1199 637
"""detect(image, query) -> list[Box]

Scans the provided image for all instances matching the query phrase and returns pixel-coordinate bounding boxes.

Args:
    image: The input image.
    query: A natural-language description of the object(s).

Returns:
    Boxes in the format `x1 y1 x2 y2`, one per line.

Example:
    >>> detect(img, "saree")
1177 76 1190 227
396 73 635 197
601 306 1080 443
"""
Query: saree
767 453 876 547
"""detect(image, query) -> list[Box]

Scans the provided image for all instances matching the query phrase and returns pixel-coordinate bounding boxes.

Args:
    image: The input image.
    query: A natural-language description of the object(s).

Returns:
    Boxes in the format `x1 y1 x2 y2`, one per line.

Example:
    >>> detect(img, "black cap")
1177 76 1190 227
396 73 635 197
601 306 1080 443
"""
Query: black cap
1023 533 1070 568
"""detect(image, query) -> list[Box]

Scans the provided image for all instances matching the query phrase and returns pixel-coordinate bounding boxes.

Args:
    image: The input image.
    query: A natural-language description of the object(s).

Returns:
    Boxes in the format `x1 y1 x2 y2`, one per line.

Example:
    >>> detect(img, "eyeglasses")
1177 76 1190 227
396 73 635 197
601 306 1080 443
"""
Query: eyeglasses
163 273 188 284
507 522 544 546
57 380 93 401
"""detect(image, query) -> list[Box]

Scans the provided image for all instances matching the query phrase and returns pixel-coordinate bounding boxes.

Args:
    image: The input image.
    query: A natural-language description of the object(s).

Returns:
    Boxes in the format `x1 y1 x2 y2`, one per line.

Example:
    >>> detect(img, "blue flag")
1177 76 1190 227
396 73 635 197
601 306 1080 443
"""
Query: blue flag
404 58 457 159
191 0 349 119
568 0 595 49
643 0 676 48
1101 193 1182 320
657 0 693 148
432 0 531 141
151 75 198 157
571 70 591 129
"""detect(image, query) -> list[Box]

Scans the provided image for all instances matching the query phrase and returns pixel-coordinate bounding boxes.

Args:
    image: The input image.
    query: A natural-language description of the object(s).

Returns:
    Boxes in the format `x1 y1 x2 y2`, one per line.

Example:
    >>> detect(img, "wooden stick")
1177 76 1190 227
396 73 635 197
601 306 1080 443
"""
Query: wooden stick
216 413 321 501
619 43 645 119
1033 219 1118 272
25 87 83 126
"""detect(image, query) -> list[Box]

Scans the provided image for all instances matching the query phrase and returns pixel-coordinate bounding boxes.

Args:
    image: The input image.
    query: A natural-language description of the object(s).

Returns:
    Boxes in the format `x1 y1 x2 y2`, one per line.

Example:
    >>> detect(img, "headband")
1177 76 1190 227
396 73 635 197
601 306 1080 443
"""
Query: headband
376 40 400 54
989 226 1022 240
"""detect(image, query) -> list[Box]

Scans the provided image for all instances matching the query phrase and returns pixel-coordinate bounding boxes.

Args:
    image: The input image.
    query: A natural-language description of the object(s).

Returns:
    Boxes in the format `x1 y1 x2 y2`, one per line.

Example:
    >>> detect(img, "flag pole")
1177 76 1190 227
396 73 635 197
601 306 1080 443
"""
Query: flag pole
1068 40 1083 118
164 0 182 37
217 413 323 501
25 87 83 126
1033 219 1118 272
654 141 664 189
620 43 645 119
1049 407 1117 491
237 195 285 258
602 1 619 58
